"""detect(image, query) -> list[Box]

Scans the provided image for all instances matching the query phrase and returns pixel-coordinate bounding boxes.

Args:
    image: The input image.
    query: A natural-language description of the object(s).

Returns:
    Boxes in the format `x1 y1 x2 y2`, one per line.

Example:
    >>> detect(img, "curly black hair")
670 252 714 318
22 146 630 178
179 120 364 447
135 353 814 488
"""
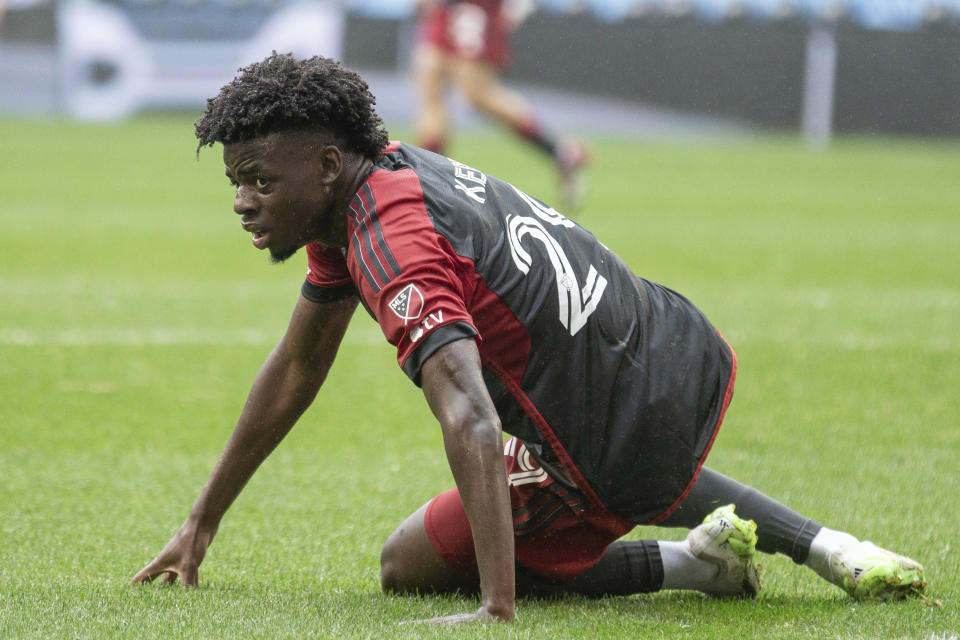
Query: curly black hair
195 53 389 161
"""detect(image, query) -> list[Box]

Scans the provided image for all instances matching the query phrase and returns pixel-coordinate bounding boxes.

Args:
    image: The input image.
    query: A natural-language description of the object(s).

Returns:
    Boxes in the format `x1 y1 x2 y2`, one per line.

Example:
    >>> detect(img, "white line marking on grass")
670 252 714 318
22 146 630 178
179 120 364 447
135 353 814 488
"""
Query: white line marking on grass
0 328 272 346
794 288 960 310
1 326 954 351
0 276 298 301
0 327 386 347
2 278 957 309
709 328 956 352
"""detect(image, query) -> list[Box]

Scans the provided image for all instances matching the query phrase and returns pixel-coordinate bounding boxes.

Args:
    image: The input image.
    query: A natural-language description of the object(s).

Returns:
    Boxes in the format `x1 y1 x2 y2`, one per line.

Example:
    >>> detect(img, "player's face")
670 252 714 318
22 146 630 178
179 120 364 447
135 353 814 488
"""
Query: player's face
223 131 347 263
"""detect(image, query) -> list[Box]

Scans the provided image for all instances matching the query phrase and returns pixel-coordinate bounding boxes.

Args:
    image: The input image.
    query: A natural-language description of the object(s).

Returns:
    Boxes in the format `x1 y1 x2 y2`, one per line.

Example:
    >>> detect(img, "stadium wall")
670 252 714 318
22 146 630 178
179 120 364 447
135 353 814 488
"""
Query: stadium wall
344 13 960 137
3 5 957 136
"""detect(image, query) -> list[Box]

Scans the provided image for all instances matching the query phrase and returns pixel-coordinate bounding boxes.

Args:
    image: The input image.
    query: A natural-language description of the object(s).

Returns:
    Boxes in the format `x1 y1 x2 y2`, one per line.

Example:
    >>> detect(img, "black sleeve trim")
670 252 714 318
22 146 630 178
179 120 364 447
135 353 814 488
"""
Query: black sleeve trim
301 279 357 304
402 321 479 387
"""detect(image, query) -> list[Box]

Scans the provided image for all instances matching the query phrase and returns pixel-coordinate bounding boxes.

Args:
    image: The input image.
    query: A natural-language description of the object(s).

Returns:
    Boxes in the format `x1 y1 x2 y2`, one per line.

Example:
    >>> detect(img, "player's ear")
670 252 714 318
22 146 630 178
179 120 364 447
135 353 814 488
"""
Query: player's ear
316 145 343 185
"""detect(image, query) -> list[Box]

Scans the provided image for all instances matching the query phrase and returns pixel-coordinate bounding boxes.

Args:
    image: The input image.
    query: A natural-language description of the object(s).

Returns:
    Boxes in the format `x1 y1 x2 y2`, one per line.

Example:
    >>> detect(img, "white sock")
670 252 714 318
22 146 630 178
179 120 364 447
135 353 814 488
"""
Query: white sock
805 527 859 583
659 540 717 590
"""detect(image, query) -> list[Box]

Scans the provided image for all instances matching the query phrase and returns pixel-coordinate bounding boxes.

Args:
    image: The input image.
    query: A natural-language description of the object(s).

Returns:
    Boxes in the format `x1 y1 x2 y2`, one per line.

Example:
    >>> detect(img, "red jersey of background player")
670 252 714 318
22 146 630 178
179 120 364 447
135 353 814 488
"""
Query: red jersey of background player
303 142 736 526
417 0 512 69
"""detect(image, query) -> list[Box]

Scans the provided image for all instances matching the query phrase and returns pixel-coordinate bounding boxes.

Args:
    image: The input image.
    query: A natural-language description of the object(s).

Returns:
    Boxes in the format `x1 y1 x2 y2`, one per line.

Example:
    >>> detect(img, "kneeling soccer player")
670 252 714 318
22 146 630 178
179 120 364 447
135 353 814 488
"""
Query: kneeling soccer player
131 53 926 624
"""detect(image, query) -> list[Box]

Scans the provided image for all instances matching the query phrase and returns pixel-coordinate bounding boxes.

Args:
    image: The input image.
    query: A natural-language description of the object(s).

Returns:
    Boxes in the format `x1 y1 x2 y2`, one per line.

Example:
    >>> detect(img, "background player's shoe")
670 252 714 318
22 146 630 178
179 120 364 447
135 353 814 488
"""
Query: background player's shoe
826 540 925 601
556 139 588 212
686 504 762 598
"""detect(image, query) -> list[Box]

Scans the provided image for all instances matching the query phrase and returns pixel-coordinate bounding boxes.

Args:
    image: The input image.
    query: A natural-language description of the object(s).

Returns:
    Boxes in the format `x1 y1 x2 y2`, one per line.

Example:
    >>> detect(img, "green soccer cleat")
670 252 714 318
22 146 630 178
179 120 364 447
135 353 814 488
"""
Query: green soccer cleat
826 540 926 601
686 504 762 598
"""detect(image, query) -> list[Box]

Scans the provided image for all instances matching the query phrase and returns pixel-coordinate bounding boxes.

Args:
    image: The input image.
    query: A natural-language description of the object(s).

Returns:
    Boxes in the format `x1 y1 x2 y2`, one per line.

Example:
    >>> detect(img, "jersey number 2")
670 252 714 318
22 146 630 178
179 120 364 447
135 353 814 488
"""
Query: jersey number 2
506 188 607 336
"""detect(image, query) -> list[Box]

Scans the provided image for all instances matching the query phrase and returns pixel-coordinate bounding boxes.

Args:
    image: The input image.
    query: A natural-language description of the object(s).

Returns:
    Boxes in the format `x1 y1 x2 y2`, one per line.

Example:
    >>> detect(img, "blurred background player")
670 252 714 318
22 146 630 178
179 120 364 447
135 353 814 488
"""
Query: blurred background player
413 0 588 209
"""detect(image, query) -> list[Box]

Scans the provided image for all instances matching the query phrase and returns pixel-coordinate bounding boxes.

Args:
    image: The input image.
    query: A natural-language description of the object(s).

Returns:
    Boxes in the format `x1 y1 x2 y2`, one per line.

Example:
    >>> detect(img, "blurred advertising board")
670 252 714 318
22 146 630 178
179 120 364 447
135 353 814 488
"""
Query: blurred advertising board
0 0 344 120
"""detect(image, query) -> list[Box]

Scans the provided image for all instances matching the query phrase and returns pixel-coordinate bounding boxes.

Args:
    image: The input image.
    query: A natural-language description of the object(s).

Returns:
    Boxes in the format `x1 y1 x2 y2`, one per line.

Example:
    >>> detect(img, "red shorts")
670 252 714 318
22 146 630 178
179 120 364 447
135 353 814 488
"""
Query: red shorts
424 438 635 580
417 1 511 69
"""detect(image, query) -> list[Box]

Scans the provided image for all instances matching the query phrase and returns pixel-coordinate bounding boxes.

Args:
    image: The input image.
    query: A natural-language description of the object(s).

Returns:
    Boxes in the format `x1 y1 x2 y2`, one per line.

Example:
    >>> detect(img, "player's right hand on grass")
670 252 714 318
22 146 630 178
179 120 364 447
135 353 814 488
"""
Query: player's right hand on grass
130 519 217 587
403 603 516 625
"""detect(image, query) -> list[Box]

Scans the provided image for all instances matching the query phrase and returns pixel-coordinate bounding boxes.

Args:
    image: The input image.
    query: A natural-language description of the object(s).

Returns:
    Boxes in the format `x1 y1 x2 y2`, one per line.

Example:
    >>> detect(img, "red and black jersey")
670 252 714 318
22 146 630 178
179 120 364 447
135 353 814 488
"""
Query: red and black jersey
303 143 736 525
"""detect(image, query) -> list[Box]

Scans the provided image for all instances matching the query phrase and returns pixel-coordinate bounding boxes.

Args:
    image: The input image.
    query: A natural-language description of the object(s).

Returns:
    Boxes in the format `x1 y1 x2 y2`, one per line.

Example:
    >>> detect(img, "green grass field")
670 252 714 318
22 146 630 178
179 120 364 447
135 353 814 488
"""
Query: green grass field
1 115 958 639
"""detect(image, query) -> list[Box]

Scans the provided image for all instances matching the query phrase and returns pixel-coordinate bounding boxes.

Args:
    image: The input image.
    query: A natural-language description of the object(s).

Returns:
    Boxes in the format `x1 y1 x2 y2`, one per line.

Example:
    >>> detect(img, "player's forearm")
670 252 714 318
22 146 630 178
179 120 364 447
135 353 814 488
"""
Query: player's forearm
421 338 517 621
187 345 325 529
443 421 516 621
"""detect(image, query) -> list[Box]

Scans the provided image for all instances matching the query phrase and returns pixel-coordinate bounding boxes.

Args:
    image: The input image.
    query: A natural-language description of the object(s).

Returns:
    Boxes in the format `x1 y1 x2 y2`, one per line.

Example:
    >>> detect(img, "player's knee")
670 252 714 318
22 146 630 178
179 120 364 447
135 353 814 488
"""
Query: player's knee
379 536 412 594
465 91 490 113
459 81 490 111
379 541 399 593
380 502 466 595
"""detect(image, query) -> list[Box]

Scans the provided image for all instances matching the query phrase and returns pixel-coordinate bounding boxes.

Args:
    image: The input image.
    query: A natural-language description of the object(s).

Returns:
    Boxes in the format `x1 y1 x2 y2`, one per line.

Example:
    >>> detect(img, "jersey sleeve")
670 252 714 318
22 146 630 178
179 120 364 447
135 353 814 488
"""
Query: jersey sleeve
302 242 357 303
349 173 479 385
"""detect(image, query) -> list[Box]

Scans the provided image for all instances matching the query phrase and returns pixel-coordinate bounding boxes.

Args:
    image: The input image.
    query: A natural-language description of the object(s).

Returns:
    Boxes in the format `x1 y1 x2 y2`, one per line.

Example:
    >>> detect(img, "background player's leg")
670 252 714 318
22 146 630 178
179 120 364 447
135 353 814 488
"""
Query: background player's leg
412 45 452 155
449 58 588 210
450 58 558 157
